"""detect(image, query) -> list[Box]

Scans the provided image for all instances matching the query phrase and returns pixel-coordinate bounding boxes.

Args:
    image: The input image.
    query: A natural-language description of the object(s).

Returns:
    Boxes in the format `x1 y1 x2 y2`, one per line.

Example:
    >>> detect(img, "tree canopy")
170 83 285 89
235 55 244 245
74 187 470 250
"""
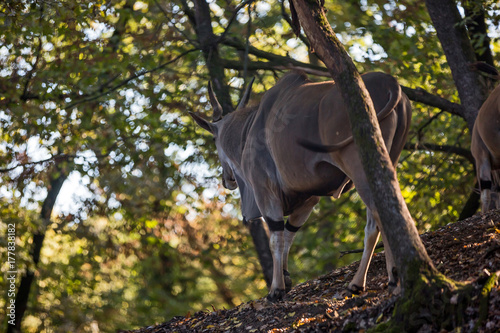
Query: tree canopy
0 0 499 331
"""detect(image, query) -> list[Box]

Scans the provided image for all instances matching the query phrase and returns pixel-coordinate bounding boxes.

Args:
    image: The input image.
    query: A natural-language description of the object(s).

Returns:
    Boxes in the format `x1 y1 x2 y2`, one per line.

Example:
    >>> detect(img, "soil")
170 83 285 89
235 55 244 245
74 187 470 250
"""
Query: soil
127 210 500 332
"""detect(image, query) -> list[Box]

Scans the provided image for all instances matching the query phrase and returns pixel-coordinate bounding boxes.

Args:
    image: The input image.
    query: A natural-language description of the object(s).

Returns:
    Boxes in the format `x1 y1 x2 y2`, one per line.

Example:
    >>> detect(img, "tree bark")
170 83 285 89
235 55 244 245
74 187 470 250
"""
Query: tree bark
290 0 433 288
192 0 233 116
289 0 487 330
289 1 475 330
9 171 67 333
425 0 486 131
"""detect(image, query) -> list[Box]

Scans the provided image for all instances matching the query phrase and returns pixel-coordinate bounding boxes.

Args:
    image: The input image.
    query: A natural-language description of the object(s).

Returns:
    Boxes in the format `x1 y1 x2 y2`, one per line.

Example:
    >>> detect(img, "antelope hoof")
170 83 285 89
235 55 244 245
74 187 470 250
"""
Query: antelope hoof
267 288 286 302
284 270 292 292
347 284 365 294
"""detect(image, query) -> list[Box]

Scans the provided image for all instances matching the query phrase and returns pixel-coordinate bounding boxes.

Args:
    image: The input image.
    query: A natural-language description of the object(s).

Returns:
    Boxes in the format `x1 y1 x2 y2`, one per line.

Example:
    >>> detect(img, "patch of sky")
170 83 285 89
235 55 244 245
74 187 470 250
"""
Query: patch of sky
222 203 235 215
83 21 114 41
0 110 12 123
153 82 165 94
135 140 149 152
43 42 54 52
16 58 33 76
20 183 47 210
349 35 387 62
255 2 271 18
55 171 94 215
173 143 217 188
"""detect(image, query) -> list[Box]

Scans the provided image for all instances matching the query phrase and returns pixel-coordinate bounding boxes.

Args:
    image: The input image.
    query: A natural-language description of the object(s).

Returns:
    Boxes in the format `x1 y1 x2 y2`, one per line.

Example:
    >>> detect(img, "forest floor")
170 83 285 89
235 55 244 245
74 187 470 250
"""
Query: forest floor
128 210 500 332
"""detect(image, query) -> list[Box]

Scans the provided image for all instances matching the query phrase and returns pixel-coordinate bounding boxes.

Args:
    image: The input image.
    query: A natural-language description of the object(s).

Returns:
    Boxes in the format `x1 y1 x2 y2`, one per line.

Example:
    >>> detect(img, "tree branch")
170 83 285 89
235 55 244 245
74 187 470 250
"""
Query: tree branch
193 0 233 115
0 151 112 173
404 142 474 164
21 4 45 101
401 86 464 116
154 0 199 47
222 36 467 119
463 0 494 66
280 0 310 48
222 36 328 72
0 154 73 173
64 48 197 110
339 242 384 258
217 0 257 43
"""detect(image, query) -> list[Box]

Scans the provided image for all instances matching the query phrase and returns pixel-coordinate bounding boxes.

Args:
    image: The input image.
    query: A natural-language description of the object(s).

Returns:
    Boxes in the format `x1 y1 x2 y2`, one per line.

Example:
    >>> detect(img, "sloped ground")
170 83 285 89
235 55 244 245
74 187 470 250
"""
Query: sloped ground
128 210 500 332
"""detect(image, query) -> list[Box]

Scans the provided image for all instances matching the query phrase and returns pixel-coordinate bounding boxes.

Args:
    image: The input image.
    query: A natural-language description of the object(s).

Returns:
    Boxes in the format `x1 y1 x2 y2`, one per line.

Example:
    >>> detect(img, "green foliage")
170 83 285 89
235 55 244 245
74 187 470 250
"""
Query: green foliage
0 0 499 331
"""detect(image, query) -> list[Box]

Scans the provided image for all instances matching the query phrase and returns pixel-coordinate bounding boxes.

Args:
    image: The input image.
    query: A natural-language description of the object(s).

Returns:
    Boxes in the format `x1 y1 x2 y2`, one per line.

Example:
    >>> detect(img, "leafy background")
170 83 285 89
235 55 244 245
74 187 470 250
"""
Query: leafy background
0 0 498 331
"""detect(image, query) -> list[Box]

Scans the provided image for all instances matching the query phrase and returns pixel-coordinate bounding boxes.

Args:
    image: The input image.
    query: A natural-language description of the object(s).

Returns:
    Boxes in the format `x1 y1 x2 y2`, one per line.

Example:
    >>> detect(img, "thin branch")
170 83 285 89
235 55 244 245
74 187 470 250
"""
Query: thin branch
21 4 45 100
404 142 474 164
217 0 257 43
64 48 198 110
280 0 310 48
339 242 384 258
401 86 465 117
0 154 75 173
0 150 114 173
416 110 444 142
242 2 252 83
154 0 198 47
179 0 197 28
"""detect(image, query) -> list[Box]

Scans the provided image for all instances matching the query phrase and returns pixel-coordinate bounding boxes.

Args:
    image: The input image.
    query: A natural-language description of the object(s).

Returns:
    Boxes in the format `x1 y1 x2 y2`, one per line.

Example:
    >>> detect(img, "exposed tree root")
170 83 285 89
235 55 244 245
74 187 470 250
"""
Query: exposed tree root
370 265 499 333
474 270 499 332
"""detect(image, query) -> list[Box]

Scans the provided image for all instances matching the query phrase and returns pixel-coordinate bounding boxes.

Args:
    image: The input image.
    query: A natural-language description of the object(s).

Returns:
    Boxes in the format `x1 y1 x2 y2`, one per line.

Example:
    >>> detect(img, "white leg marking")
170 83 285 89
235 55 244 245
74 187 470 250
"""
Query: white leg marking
269 231 285 294
349 209 380 292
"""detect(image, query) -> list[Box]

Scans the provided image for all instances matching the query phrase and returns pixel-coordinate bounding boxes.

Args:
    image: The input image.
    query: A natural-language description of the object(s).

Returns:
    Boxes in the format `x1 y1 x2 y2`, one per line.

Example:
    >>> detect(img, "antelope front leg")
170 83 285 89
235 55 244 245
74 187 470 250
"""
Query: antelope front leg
266 220 286 302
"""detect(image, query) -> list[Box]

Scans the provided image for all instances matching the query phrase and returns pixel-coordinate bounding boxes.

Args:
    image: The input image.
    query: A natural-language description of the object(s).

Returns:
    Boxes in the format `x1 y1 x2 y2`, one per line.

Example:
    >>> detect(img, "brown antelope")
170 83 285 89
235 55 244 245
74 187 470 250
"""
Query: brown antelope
190 71 412 301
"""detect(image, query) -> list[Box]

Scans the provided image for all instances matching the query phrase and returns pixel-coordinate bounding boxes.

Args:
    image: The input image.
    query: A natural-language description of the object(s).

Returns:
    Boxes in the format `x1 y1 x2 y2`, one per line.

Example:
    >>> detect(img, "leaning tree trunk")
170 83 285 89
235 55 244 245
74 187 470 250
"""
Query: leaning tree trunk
9 170 67 333
290 1 486 331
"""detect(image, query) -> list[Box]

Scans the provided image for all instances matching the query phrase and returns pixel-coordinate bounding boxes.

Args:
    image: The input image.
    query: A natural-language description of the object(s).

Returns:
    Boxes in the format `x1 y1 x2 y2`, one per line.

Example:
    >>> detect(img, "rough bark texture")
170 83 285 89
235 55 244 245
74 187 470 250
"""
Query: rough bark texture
290 0 434 291
9 172 67 333
192 0 233 116
288 1 480 330
425 0 485 131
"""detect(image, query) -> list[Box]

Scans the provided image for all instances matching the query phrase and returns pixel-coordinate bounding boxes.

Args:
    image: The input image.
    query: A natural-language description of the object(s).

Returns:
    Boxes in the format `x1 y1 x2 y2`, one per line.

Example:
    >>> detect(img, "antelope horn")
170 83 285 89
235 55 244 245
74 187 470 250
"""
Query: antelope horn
237 77 255 110
208 82 223 122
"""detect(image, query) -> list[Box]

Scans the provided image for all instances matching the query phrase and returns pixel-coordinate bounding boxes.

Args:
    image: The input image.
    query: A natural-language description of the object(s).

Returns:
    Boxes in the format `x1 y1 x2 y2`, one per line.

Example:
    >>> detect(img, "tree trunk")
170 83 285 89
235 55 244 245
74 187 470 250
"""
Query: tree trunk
247 218 273 288
9 172 67 333
291 0 433 287
425 0 486 131
290 1 474 331
190 0 274 288
192 0 233 116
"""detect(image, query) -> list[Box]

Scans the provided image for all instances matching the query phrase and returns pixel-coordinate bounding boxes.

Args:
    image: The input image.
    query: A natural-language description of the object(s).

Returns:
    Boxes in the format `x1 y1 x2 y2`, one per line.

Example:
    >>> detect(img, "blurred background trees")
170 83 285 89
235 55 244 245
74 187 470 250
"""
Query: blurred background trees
0 0 498 331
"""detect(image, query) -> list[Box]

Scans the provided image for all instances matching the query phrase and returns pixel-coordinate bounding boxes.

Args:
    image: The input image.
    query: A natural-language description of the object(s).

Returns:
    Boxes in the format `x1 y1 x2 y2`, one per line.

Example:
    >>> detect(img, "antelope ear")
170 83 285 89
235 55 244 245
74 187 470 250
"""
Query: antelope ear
189 112 215 134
